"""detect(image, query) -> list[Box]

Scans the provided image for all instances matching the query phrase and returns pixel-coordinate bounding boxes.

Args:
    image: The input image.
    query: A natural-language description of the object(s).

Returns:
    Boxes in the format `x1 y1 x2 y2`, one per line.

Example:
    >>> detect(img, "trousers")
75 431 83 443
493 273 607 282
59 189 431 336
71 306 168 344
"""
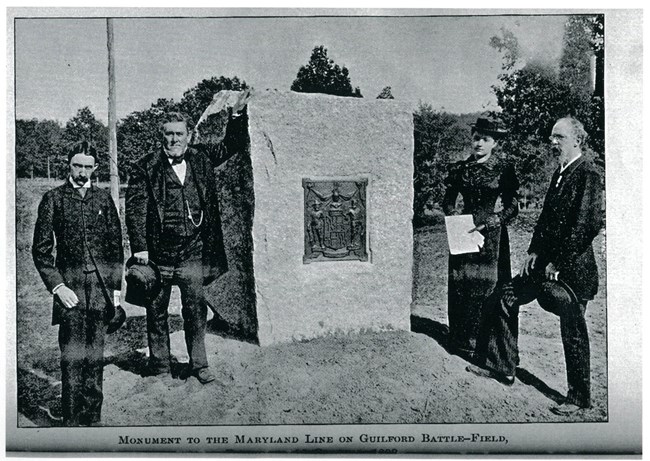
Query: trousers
58 271 107 426
146 255 208 371
475 274 591 408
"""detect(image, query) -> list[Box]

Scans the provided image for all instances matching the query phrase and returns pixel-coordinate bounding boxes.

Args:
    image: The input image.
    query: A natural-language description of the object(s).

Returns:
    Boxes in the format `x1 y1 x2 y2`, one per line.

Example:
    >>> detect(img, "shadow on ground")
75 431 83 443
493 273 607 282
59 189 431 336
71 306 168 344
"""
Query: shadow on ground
105 310 257 378
410 314 565 405
206 310 259 345
410 314 474 362
514 368 565 404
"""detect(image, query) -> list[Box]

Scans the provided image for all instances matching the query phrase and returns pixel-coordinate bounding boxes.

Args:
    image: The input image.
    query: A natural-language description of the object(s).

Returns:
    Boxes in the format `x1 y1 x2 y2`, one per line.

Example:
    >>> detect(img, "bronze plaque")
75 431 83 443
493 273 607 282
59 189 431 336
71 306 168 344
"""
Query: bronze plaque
303 178 368 263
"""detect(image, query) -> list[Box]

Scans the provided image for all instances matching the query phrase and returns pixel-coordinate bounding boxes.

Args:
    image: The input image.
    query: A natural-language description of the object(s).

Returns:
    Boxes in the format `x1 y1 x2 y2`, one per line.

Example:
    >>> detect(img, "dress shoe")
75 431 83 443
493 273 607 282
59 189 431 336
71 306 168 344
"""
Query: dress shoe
193 367 216 384
466 364 515 386
550 403 586 416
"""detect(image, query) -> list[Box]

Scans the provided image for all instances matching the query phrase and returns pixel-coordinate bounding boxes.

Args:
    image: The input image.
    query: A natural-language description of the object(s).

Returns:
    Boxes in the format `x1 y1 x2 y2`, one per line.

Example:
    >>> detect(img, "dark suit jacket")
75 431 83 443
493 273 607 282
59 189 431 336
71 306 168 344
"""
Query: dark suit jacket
125 144 234 285
32 181 124 324
527 156 603 301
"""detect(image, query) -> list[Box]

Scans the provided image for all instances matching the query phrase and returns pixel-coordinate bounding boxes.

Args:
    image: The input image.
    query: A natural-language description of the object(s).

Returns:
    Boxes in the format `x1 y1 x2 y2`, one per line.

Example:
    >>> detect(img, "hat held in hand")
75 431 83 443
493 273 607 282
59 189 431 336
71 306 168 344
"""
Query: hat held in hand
125 256 162 307
537 279 579 316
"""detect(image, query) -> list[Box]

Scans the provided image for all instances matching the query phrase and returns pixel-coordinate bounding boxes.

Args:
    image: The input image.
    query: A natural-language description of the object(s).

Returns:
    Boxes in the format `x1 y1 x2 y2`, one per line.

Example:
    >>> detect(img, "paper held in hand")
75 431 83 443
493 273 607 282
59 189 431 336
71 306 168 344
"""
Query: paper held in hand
445 215 485 255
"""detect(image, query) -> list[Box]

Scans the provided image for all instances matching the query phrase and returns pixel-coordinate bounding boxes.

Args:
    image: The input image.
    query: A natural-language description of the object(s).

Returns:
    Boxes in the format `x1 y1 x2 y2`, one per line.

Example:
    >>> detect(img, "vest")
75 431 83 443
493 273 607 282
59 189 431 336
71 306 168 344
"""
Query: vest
77 188 98 273
157 162 203 262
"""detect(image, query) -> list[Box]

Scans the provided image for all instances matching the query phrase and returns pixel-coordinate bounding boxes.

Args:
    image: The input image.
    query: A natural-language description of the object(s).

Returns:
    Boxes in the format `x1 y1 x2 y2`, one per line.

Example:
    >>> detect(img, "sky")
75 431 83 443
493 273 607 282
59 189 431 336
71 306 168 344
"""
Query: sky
14 13 569 124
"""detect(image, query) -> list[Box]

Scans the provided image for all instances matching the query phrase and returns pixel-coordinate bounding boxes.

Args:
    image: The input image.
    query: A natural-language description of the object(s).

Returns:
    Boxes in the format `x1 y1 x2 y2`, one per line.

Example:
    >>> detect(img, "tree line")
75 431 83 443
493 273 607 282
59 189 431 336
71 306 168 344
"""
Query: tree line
15 15 604 226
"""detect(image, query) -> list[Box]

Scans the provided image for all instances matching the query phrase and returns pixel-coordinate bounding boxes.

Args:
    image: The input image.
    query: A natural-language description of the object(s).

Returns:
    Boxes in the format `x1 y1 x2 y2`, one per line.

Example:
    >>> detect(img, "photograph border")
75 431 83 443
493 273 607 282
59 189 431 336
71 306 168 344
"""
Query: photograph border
5 7 642 454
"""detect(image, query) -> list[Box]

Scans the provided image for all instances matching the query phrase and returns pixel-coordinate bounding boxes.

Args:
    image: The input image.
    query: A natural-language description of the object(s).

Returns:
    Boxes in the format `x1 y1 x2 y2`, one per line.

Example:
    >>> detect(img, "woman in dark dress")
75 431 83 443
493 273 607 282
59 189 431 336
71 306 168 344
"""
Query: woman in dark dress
443 117 519 358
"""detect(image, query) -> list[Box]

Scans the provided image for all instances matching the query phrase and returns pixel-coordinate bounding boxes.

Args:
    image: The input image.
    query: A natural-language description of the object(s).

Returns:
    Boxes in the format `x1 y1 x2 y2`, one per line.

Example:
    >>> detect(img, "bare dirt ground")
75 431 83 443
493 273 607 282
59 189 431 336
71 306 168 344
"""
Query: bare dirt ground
15 179 607 427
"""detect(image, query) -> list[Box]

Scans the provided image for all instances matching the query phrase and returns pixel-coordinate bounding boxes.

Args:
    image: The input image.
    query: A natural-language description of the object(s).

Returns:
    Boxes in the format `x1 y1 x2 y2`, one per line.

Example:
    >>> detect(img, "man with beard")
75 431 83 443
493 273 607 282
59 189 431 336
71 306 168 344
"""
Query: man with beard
125 107 245 385
466 117 603 416
33 141 123 425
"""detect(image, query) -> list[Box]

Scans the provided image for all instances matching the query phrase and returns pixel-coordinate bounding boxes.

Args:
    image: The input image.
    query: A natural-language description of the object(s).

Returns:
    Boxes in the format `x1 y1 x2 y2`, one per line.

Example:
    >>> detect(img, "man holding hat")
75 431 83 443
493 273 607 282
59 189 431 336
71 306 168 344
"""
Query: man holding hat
467 117 603 416
32 141 124 426
125 98 247 384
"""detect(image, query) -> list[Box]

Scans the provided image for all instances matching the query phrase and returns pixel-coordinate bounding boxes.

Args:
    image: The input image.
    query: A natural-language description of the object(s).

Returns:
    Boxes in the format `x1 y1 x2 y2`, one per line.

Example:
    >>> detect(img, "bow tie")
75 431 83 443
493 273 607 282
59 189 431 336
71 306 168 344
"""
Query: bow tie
169 156 184 166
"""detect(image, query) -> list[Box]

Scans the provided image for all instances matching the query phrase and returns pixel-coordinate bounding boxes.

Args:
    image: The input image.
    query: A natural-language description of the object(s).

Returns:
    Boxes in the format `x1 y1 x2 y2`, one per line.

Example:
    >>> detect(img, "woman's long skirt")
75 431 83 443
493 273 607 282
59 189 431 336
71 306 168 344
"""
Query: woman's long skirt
447 225 511 356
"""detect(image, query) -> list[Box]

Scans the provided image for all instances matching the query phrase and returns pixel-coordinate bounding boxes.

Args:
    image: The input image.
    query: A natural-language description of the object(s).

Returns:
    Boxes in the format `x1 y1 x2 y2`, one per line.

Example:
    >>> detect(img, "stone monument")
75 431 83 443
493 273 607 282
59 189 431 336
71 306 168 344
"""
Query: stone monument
205 90 414 346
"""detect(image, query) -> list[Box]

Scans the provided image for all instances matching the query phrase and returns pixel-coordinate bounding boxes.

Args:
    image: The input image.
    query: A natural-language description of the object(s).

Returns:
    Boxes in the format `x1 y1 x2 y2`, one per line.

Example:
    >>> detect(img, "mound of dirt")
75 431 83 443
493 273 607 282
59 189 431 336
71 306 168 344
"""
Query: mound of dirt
98 323 605 426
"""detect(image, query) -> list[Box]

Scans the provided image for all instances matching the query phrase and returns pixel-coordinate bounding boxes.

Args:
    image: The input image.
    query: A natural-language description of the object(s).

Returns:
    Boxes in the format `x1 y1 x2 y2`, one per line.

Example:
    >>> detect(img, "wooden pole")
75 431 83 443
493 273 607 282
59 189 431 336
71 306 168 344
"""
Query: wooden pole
107 18 120 209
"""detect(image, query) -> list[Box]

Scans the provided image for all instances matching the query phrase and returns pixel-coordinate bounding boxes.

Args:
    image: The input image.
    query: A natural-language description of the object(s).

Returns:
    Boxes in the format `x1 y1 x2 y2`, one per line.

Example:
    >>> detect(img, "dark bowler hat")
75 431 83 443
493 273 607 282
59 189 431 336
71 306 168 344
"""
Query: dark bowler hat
470 117 507 138
125 256 162 307
537 279 579 316
511 272 580 316
105 305 127 334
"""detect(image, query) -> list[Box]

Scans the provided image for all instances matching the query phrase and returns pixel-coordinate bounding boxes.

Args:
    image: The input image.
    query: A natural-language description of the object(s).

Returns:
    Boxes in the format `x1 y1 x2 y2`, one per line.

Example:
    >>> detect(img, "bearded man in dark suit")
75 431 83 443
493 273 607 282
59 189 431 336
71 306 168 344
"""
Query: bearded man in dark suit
467 117 603 416
125 106 245 384
33 141 124 426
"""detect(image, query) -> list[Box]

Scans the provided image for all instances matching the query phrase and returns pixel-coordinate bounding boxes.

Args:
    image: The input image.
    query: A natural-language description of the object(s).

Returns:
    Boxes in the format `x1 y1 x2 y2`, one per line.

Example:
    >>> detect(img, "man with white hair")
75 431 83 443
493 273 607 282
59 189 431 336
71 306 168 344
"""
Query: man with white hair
467 117 603 416
125 104 246 385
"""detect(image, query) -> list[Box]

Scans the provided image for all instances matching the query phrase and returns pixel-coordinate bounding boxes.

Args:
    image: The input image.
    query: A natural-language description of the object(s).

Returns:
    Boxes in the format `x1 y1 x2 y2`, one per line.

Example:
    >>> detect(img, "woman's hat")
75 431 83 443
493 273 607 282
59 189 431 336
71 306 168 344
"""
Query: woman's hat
124 256 162 307
470 117 507 138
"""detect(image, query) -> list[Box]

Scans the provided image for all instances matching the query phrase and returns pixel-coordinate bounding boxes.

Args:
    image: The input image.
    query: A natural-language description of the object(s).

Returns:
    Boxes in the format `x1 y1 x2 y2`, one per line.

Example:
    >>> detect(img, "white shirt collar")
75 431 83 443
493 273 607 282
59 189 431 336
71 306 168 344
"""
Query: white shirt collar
69 177 91 189
167 156 187 184
560 153 582 174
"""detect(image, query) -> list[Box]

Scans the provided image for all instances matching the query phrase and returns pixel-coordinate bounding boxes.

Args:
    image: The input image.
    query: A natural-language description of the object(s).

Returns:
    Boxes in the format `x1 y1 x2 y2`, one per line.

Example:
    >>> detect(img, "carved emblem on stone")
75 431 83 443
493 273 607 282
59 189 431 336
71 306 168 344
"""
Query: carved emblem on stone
303 179 368 263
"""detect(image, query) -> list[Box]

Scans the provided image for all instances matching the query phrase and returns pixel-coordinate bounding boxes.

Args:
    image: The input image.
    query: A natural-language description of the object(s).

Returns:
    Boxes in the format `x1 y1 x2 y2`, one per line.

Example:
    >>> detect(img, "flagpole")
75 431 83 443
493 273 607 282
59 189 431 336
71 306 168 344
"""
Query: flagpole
107 18 120 210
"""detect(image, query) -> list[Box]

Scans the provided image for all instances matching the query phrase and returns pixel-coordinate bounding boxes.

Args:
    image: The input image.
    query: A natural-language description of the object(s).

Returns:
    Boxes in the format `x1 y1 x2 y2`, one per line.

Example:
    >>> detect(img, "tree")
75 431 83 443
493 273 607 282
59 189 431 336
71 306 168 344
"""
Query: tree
291 46 362 97
489 27 521 71
489 16 605 198
559 15 605 159
491 59 589 196
412 104 471 225
117 75 247 181
38 120 64 179
560 16 597 94
178 76 248 125
117 98 179 181
494 61 592 144
61 107 109 181
16 119 64 179
16 119 40 179
376 86 395 99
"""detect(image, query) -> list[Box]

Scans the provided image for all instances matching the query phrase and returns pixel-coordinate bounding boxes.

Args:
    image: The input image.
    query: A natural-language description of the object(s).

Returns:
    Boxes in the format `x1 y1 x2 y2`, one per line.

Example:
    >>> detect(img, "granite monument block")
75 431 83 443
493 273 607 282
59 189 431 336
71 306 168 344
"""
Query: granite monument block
206 90 414 346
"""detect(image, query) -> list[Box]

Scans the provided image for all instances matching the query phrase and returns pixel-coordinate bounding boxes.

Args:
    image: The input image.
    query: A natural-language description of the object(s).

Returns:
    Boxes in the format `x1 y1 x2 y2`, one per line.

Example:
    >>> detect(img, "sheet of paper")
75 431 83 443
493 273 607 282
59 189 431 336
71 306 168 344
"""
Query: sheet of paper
445 214 485 255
